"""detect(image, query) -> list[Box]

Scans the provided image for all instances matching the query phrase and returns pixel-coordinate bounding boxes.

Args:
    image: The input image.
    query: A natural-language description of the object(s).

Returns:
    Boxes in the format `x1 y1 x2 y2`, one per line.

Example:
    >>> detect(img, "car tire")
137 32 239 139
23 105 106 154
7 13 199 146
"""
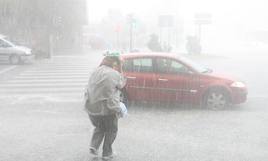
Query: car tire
204 88 229 110
9 55 21 65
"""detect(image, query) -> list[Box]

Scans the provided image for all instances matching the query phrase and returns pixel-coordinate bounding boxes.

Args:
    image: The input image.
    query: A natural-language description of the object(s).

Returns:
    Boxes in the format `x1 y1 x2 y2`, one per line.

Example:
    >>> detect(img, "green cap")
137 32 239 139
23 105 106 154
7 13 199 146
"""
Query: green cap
103 50 121 57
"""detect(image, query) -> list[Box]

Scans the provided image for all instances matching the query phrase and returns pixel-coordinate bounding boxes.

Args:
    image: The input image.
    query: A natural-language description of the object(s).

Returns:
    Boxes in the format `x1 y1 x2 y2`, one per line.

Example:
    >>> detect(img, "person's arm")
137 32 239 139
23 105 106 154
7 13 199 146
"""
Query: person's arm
116 73 126 90
117 61 123 73
105 71 126 113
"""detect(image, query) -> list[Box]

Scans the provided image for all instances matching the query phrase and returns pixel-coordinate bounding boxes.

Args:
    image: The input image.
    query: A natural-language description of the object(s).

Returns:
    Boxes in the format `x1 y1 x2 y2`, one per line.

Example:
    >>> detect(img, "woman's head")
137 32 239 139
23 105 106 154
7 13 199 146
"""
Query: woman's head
100 56 121 71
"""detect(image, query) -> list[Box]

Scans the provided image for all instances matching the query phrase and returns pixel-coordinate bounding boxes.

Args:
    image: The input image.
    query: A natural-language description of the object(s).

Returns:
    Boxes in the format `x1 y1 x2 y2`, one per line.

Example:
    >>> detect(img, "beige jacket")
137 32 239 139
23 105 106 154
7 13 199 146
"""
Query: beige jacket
85 65 126 116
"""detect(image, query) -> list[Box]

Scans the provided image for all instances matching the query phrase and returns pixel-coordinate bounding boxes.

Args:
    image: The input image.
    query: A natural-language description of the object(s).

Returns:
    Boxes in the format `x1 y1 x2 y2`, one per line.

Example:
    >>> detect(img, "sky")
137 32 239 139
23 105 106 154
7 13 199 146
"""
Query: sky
87 0 268 52
87 0 268 25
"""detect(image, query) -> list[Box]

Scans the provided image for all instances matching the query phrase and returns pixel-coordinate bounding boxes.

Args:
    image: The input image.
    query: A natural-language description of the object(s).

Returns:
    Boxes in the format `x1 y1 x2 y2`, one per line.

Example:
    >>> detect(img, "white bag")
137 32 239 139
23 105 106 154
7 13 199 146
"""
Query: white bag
119 102 128 118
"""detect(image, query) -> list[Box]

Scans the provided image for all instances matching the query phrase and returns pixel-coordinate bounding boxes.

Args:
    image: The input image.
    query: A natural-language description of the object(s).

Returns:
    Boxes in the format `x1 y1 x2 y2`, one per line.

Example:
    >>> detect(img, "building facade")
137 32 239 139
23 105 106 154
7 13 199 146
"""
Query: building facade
0 0 88 56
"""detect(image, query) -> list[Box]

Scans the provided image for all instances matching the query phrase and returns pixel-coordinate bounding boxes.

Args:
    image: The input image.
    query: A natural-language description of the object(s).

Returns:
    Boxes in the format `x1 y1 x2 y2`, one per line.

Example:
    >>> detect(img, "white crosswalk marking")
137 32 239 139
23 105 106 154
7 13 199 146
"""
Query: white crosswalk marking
0 66 17 74
0 57 99 102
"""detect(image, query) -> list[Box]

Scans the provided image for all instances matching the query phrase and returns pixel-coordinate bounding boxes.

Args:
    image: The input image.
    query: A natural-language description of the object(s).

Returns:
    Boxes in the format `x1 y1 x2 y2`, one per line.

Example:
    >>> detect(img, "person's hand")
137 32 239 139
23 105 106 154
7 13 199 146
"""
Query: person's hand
113 62 123 73
117 102 128 118
118 63 123 73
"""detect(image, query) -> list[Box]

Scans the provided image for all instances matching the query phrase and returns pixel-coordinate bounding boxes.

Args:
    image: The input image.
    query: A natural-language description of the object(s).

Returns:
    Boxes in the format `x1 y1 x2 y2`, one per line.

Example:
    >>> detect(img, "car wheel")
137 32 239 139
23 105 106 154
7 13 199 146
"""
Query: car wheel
9 55 21 64
204 88 229 110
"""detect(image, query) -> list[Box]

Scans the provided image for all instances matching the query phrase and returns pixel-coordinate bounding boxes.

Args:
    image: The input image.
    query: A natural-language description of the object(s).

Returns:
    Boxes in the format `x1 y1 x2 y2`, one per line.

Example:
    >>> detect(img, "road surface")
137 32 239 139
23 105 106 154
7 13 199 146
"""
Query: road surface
0 54 267 161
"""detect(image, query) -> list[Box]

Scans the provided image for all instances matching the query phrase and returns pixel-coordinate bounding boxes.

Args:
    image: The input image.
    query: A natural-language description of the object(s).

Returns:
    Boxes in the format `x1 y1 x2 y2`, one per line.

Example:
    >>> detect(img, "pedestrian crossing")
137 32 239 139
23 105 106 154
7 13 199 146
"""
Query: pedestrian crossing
0 56 100 102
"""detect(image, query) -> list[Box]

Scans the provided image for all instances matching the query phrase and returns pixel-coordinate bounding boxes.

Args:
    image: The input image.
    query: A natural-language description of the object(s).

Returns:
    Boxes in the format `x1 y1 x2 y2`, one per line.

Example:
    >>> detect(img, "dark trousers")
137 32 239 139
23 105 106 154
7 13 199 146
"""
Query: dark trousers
89 114 118 157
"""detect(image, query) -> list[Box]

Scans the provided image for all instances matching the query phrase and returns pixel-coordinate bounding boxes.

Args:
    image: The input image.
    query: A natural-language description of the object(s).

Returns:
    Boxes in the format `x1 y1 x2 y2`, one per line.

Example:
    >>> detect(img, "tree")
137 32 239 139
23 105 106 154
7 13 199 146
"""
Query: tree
147 34 162 52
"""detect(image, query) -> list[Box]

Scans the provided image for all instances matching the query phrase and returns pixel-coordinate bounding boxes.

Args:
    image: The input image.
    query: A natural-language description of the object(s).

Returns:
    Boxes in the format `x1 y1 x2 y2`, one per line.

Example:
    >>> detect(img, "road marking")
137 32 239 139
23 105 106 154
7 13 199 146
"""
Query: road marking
0 95 83 103
14 76 89 79
20 73 88 76
0 87 83 92
7 79 87 83
0 83 86 87
248 95 268 99
0 66 17 75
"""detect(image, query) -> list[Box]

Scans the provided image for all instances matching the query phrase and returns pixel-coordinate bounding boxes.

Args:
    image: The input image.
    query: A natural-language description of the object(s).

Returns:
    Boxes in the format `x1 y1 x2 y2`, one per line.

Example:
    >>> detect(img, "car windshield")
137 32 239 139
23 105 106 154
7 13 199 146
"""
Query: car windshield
1 38 16 47
3 37 18 46
179 56 209 73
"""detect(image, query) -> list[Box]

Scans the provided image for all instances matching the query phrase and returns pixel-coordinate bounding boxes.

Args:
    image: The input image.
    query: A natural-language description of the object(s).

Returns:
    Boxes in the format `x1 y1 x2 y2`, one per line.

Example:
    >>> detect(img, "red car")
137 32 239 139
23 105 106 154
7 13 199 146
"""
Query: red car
121 52 247 110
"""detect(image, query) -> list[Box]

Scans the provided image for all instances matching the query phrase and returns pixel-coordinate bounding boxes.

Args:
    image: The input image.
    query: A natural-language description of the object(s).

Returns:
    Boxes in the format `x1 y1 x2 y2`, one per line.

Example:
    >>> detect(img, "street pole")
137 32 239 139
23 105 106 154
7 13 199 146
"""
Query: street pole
129 21 133 52
194 13 212 54
198 24 202 44
116 31 119 50
128 14 136 52
49 34 54 59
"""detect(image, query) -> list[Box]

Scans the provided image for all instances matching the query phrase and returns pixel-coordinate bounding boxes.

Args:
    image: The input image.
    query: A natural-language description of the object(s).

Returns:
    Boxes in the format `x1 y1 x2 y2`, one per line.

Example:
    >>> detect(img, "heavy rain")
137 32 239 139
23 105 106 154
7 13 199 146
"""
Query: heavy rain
0 0 268 161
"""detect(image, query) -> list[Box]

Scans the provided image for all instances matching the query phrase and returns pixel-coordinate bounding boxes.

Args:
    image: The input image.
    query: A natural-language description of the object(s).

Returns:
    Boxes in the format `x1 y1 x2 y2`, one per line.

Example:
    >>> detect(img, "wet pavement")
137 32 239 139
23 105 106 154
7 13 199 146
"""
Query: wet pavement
1 98 268 161
0 54 268 161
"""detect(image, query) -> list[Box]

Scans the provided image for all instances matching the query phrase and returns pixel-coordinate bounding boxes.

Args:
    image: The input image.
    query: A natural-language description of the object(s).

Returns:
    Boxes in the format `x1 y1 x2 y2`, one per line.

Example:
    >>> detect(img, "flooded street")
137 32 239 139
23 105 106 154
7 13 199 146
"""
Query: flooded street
1 53 267 161
1 0 268 160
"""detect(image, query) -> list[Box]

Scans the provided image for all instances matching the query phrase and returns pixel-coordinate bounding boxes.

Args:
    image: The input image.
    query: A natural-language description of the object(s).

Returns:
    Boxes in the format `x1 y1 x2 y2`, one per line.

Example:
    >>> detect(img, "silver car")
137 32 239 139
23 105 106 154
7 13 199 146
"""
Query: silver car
0 35 34 64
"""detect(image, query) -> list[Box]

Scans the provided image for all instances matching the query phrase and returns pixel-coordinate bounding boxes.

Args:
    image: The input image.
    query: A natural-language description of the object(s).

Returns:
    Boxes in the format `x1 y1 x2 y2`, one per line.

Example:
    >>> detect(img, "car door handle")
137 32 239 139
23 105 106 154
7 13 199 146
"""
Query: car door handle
158 78 168 82
127 76 136 80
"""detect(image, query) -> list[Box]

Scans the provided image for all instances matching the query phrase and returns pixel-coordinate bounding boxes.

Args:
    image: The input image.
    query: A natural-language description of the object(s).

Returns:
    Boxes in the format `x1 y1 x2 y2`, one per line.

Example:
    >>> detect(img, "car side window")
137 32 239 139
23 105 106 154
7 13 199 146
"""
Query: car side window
132 58 153 73
156 58 189 74
0 39 10 48
122 59 133 72
0 39 5 47
156 58 170 73
169 60 189 74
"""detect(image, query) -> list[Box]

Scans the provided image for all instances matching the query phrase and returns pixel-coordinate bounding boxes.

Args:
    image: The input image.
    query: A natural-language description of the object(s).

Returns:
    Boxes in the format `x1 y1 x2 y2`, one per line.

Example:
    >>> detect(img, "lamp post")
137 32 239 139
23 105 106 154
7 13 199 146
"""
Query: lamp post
194 13 212 54
127 14 136 52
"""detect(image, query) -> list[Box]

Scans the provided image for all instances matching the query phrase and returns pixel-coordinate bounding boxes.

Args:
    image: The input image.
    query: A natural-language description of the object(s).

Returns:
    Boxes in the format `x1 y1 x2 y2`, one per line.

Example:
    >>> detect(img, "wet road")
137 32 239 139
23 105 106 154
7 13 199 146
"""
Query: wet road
0 53 268 161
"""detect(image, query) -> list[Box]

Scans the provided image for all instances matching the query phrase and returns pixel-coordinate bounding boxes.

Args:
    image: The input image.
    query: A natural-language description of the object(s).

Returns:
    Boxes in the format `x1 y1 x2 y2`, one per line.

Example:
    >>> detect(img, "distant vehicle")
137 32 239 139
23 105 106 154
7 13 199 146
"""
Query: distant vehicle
121 52 247 110
0 35 34 64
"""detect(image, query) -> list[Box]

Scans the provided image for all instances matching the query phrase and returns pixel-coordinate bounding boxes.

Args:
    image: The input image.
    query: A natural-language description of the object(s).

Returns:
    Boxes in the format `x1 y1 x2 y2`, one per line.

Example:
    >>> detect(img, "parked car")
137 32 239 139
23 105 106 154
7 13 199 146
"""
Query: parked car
121 52 247 110
0 35 34 64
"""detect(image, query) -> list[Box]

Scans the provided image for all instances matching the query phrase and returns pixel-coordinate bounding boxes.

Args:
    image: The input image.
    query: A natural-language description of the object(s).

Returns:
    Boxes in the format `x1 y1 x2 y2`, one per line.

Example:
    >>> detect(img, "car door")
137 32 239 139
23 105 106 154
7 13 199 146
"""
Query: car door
123 57 157 101
155 57 200 103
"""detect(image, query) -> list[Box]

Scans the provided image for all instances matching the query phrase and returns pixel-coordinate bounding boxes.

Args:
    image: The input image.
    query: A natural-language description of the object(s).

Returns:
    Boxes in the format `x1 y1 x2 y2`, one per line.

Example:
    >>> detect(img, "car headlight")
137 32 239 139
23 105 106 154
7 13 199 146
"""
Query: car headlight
25 50 32 55
230 81 246 88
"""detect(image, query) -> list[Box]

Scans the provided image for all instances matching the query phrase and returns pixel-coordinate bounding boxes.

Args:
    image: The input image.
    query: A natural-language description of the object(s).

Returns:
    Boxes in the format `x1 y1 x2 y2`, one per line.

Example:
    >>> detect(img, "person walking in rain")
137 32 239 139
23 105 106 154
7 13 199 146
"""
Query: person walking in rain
84 55 126 160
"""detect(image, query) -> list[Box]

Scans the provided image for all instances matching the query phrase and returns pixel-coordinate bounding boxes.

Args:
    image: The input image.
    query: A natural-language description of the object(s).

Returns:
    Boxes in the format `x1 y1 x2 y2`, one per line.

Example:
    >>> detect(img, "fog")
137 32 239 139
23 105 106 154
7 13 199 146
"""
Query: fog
1 0 268 55
1 0 268 161
88 0 268 55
